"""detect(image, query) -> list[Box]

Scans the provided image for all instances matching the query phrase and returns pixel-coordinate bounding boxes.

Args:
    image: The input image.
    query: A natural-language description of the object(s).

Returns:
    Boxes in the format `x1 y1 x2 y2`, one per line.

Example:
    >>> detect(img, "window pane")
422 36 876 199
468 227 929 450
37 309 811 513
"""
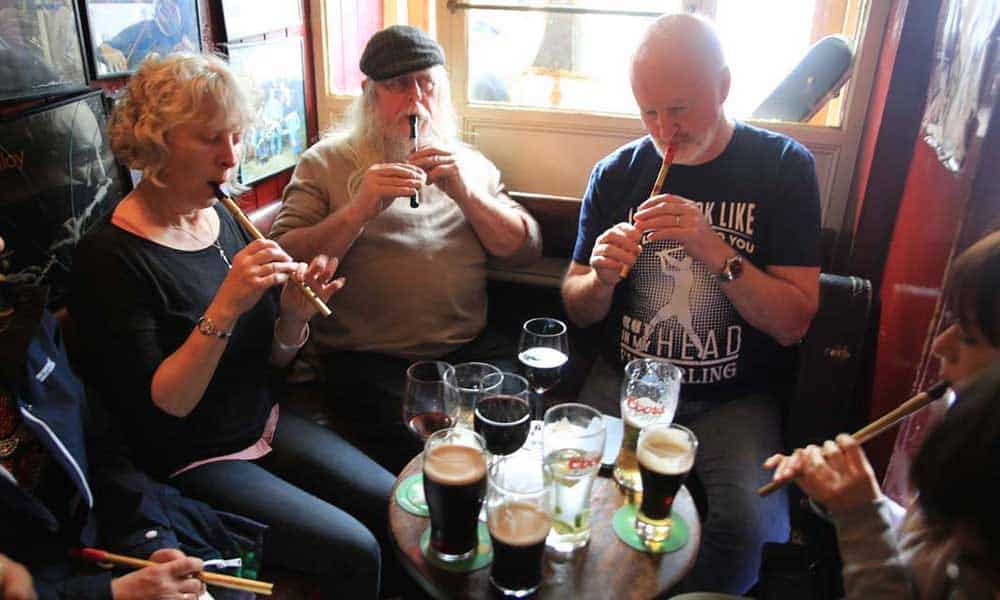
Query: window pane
467 0 859 125
325 0 383 95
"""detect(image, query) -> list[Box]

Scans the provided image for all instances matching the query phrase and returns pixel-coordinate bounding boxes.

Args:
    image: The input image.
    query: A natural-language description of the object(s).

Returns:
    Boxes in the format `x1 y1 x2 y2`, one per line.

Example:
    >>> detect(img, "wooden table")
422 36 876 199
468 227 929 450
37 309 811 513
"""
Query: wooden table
389 457 701 599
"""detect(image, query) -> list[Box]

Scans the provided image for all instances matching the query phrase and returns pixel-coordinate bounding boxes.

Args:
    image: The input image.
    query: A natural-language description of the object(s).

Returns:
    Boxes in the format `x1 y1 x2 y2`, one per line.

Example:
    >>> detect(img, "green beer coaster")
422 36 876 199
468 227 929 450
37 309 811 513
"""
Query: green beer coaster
612 503 689 554
395 474 428 517
419 523 493 573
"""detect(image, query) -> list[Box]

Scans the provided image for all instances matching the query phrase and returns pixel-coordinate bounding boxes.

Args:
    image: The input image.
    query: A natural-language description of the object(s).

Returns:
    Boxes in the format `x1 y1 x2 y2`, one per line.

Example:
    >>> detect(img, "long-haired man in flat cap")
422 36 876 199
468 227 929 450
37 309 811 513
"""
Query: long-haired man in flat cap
272 25 542 472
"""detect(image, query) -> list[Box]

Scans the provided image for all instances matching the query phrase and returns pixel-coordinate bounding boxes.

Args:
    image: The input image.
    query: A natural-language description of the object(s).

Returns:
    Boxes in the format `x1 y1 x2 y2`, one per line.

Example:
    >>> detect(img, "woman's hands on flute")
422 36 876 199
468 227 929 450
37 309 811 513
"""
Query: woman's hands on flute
279 254 344 324
762 434 882 514
206 239 301 329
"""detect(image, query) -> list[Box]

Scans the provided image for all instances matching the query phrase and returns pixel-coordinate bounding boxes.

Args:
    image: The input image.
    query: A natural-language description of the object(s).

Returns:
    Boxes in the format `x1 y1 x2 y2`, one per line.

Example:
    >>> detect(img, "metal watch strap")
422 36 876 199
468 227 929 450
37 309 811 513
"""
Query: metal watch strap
197 316 233 339
717 254 744 282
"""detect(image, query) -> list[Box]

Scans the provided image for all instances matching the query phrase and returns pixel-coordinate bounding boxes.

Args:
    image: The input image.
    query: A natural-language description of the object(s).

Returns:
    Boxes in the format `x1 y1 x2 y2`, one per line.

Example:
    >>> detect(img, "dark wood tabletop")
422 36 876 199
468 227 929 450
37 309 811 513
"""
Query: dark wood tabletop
389 456 701 600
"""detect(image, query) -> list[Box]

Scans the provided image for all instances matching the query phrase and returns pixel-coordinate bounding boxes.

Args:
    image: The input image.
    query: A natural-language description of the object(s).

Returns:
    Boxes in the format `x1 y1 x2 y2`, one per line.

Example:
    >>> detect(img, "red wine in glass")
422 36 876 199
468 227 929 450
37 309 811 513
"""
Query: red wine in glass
408 411 454 439
474 395 532 455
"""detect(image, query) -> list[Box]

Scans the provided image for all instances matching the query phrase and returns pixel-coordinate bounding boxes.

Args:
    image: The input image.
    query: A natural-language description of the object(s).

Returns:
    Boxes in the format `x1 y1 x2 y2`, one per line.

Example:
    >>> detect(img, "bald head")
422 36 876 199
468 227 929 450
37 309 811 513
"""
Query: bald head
631 13 727 87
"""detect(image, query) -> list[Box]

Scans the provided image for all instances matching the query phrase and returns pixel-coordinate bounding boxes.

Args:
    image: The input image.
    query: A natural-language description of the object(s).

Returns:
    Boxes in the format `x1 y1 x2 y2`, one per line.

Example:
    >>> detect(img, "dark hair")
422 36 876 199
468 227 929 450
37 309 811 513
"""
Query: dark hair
947 229 1000 346
911 361 1000 552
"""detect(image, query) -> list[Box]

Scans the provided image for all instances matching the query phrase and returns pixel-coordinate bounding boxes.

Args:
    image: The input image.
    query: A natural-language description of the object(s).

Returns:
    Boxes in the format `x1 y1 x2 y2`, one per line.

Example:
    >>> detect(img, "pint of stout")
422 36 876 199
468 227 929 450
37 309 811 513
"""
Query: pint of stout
635 423 697 548
486 457 552 597
423 428 488 562
613 359 682 496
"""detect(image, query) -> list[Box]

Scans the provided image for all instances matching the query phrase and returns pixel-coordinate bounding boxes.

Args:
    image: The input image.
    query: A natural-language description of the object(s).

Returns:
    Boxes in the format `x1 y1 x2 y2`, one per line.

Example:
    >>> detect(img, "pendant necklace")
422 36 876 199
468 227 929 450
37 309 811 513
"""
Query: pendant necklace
167 220 232 270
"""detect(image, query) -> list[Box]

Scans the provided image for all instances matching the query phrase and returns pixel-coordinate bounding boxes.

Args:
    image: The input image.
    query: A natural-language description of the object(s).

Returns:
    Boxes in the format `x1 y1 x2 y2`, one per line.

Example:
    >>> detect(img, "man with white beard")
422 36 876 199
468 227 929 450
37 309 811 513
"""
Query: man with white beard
271 25 541 471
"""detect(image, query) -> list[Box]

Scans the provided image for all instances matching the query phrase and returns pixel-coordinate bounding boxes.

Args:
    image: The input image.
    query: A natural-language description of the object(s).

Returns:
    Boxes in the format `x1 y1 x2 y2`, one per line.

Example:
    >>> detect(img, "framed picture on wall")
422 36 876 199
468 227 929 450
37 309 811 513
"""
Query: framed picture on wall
0 90 128 308
228 37 308 185
82 0 201 79
0 0 89 102
221 0 302 41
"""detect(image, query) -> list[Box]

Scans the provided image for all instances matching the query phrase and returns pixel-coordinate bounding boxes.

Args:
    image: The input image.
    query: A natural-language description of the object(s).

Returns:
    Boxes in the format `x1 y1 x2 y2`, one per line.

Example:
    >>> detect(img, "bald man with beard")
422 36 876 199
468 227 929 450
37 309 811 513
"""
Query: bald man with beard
563 14 821 593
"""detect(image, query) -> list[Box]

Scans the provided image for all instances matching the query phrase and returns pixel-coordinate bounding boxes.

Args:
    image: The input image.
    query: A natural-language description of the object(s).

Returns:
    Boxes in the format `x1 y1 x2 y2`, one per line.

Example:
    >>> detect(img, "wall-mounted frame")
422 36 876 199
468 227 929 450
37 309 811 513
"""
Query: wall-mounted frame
228 37 308 185
82 0 201 79
0 0 89 102
221 0 302 41
0 90 128 308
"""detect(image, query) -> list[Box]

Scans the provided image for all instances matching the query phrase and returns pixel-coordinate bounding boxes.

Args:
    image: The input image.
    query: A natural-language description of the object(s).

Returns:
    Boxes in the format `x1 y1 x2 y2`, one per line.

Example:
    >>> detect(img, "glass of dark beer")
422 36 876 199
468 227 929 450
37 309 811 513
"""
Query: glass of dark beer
486 455 552 597
517 318 569 418
422 427 489 562
635 423 698 549
475 372 532 458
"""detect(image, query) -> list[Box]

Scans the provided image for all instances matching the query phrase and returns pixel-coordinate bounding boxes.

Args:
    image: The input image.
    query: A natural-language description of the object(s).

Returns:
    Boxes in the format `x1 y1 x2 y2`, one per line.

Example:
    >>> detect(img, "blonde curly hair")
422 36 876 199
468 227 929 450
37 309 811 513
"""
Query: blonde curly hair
109 53 253 187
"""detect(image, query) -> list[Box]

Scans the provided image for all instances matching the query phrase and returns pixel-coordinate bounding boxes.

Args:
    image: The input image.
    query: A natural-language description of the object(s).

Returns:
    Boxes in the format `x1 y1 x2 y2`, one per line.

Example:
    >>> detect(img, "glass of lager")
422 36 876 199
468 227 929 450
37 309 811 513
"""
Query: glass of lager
486 456 552 597
422 427 489 562
635 423 697 549
613 358 682 497
542 403 605 552
443 362 503 429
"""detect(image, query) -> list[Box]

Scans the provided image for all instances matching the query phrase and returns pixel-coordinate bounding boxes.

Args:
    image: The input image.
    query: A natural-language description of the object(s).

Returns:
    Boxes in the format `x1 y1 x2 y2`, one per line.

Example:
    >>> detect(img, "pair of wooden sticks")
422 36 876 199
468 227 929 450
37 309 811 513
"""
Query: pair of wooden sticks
74 548 273 595
757 380 952 496
212 184 332 318
620 143 678 279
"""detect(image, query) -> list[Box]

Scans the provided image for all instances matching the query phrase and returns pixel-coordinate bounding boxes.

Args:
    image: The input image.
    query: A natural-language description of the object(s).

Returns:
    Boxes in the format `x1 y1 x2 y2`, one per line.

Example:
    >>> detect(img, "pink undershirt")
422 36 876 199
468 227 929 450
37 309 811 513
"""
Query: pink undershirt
169 404 280 478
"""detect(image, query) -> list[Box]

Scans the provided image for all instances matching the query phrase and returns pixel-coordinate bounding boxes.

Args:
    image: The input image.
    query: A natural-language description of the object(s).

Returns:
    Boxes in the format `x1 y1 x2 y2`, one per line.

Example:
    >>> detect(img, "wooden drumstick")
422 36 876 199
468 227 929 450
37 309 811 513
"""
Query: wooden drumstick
757 380 952 497
212 184 333 318
619 143 676 279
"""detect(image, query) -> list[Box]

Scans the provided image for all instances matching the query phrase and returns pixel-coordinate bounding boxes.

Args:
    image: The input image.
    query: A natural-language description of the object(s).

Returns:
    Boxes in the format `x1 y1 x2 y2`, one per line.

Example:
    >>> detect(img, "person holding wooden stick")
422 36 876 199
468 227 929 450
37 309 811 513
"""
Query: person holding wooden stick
69 54 397 598
763 230 1000 599
562 14 821 594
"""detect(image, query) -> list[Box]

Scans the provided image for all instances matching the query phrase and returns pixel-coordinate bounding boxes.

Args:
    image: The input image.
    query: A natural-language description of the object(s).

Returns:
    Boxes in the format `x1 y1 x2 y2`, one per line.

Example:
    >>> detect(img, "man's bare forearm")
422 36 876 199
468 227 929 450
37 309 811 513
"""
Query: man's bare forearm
720 263 819 346
561 265 616 327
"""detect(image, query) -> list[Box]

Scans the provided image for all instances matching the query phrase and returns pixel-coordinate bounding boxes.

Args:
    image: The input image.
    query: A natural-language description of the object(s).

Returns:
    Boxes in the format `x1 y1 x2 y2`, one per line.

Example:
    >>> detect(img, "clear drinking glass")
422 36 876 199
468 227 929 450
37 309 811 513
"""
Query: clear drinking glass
474 372 533 458
443 362 503 429
613 358 682 497
518 318 569 421
403 361 454 441
422 427 489 562
486 455 552 597
542 402 606 552
635 423 697 550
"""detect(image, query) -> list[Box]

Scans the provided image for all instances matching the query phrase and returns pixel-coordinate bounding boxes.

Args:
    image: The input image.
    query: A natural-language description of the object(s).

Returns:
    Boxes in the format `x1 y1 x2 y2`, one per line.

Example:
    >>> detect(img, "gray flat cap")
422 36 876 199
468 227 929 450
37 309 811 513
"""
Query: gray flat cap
359 25 445 81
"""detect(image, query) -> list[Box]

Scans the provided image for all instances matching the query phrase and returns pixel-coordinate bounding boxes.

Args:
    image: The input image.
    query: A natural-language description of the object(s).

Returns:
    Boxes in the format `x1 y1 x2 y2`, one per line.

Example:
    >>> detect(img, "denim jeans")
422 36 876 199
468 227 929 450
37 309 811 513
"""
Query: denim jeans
172 411 397 599
580 355 790 594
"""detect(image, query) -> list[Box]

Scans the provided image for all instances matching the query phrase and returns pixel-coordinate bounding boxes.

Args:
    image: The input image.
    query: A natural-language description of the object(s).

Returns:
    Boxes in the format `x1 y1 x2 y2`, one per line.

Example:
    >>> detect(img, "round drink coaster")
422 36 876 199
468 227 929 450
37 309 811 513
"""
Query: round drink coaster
419 523 493 572
612 504 689 554
395 474 428 517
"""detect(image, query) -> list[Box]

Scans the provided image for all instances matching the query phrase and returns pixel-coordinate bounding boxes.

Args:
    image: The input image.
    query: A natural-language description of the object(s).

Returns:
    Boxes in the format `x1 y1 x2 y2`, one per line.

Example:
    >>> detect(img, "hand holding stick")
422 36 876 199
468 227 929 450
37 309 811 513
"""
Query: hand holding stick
757 380 952 497
620 143 677 279
212 184 332 318
73 548 274 596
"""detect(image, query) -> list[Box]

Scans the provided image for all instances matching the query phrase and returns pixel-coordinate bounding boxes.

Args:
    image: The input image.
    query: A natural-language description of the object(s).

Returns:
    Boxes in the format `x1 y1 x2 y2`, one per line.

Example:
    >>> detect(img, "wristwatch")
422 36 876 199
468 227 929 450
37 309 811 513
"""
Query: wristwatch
717 254 744 282
197 315 233 339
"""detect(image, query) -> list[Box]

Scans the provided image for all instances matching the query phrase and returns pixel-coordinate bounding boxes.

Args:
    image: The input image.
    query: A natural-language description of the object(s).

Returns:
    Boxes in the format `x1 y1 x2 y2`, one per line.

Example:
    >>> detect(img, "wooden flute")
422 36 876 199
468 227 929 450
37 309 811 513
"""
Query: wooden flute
619 143 677 279
757 380 952 497
212 184 333 318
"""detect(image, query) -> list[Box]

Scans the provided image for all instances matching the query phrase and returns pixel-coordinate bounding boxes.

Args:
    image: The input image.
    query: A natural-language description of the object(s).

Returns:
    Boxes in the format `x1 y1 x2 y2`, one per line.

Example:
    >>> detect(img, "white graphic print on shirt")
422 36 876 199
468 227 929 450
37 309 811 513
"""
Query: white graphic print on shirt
619 200 757 386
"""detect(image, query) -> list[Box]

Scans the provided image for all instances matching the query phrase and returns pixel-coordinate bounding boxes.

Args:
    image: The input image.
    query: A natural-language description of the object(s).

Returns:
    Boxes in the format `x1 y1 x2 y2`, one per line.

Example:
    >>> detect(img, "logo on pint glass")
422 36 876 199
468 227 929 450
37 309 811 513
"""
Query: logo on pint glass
626 395 665 416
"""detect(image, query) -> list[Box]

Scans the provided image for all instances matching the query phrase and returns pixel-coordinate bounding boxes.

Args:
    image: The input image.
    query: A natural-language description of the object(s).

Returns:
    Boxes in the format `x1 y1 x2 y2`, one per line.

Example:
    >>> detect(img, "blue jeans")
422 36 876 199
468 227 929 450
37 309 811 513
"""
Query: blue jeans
580 356 790 594
172 411 396 599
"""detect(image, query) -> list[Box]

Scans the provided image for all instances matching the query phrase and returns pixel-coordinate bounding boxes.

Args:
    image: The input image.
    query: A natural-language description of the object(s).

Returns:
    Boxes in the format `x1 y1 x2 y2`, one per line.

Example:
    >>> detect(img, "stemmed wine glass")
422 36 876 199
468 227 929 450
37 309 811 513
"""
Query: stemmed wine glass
474 372 532 463
517 318 569 418
400 360 453 513
403 360 454 441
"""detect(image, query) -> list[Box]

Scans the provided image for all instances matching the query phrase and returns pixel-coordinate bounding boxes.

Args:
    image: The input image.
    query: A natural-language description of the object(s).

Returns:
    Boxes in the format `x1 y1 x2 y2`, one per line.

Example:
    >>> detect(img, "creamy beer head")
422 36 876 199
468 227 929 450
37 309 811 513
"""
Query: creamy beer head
637 426 695 475
424 443 487 485
489 501 550 546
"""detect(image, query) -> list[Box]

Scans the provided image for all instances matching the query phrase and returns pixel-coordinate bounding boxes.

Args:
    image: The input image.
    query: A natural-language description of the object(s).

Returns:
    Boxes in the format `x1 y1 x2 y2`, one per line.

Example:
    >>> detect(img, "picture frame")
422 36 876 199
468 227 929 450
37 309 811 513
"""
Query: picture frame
0 90 129 308
221 0 302 41
228 37 308 185
81 0 202 79
0 0 89 102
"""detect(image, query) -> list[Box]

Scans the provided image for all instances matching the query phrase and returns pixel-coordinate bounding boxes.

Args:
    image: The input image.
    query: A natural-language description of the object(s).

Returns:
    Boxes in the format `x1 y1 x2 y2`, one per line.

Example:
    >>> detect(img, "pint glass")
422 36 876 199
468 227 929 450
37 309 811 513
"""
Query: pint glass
613 358 682 496
486 456 552 597
542 403 605 552
422 427 489 562
635 423 697 549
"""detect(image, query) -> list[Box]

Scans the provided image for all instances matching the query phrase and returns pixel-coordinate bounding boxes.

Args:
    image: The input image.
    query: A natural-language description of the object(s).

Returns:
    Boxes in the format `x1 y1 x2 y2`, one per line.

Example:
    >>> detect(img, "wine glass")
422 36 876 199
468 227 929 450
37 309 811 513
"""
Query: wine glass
474 372 532 460
403 361 454 441
517 317 570 417
443 362 503 429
